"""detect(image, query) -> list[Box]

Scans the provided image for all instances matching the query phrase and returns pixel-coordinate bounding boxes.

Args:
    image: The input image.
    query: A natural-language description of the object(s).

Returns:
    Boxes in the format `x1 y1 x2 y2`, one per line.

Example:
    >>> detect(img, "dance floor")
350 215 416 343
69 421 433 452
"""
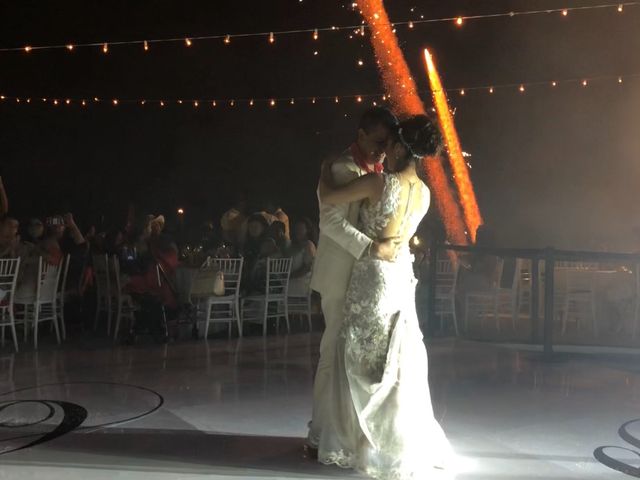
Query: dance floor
1 331 639 479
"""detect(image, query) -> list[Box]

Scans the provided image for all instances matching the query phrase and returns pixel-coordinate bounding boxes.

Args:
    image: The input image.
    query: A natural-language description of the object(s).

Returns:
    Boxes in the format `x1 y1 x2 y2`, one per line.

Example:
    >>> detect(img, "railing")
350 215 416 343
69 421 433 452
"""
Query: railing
427 243 640 358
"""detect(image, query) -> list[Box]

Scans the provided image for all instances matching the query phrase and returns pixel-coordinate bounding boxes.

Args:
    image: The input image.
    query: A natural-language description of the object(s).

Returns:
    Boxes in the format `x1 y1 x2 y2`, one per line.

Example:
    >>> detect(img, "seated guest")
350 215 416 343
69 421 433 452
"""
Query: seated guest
266 221 290 256
221 194 248 246
240 213 272 294
24 218 45 246
287 218 317 297
264 200 290 241
0 216 22 258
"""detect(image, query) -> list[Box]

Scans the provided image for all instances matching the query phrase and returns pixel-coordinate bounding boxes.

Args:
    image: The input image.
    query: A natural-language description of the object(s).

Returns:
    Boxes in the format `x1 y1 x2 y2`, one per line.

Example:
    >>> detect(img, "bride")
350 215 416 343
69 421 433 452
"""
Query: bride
316 114 455 479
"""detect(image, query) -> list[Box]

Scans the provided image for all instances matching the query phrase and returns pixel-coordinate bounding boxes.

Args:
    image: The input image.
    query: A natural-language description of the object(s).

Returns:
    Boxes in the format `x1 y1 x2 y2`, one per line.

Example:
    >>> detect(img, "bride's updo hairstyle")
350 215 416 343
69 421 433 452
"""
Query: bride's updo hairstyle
398 114 443 159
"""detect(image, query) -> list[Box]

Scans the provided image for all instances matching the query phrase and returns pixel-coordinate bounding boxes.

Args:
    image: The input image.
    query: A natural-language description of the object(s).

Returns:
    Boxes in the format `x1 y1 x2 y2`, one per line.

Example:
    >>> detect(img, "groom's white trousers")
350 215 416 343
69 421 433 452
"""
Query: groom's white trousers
308 292 345 446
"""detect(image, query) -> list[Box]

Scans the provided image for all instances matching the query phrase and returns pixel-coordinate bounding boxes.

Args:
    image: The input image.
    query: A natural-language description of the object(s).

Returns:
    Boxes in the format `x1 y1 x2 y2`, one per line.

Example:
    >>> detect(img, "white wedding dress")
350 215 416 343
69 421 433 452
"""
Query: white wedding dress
317 172 454 479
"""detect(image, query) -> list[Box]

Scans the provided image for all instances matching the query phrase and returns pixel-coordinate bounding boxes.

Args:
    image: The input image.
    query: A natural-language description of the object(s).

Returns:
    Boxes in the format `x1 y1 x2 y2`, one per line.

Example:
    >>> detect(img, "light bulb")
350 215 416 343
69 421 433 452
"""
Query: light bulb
618 4 624 12
224 35 231 44
185 38 192 47
103 43 108 53
144 40 149 51
582 80 588 87
408 21 414 29
270 99 276 107
194 101 199 107
455 17 464 26
66 44 74 51
519 85 525 92
460 89 465 96
562 9 568 16
313 29 319 40
249 99 254 106
489 87 494 93
269 32 275 43
24 46 32 52
357 96 362 102
112 99 118 105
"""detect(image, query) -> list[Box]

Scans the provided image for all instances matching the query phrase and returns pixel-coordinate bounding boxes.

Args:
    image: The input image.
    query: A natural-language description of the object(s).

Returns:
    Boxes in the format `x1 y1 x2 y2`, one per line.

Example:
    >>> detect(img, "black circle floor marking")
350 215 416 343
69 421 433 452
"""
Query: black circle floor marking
0 382 164 455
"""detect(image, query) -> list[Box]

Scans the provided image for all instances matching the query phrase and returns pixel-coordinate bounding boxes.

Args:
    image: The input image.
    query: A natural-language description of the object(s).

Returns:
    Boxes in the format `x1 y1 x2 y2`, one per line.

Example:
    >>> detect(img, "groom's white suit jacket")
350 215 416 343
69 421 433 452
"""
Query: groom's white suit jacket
310 149 372 298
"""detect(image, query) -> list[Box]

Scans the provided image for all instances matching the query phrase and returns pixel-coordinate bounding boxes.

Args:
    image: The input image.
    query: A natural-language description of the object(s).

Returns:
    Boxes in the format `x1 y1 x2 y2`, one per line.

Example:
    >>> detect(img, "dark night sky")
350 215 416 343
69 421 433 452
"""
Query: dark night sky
1 1 639 250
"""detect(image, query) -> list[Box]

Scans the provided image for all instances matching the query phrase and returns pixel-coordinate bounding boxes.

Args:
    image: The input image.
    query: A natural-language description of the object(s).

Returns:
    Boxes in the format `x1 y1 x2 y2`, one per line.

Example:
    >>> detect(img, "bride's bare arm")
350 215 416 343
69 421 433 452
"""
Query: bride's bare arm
319 159 383 205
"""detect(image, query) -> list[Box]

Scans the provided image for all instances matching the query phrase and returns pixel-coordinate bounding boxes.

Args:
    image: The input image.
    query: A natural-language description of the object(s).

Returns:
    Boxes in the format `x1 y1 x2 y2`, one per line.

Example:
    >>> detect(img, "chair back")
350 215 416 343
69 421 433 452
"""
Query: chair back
110 255 123 295
212 257 244 297
0 258 21 308
266 257 292 297
93 254 111 300
38 257 63 304
435 257 458 298
555 261 596 295
58 254 71 300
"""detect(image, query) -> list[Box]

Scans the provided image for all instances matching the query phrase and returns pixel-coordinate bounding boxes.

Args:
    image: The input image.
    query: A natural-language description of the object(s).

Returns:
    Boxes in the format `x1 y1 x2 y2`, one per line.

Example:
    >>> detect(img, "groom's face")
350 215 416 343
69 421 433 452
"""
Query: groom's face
358 125 391 164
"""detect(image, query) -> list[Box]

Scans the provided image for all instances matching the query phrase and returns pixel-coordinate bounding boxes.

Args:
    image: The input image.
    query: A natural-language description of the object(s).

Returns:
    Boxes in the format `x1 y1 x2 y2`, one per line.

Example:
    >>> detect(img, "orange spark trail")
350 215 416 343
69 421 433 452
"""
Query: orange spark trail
357 1 423 116
357 0 470 244
424 49 483 242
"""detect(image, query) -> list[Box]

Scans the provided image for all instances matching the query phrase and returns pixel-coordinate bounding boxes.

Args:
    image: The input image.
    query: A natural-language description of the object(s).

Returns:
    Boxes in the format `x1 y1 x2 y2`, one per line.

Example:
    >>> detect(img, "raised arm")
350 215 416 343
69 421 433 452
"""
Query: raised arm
317 157 400 261
0 176 8 216
318 158 383 205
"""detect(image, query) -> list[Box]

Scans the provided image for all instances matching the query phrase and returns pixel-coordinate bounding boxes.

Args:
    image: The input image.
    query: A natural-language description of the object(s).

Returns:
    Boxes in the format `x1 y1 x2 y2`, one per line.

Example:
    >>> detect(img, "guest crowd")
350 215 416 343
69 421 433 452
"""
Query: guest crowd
0 175 317 338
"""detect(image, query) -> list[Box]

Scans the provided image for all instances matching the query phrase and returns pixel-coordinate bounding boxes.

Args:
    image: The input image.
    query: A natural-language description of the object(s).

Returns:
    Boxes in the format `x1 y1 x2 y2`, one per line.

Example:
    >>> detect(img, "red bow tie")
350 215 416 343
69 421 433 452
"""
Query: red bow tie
350 143 384 174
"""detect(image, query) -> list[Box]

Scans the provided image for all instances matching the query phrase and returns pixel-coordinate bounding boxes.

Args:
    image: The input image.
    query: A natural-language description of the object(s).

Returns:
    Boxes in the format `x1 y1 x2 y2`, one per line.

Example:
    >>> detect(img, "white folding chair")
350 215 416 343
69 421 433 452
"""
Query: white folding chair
111 255 138 340
242 257 292 336
435 257 459 335
14 257 62 350
93 254 112 334
0 258 21 352
465 258 522 333
56 254 71 340
556 264 597 335
195 257 244 339
287 266 313 332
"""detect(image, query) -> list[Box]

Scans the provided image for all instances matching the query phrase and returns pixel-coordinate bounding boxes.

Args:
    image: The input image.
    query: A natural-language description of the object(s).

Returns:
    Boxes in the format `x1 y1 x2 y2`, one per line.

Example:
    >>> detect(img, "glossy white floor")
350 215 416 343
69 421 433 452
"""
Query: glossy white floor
1 331 639 479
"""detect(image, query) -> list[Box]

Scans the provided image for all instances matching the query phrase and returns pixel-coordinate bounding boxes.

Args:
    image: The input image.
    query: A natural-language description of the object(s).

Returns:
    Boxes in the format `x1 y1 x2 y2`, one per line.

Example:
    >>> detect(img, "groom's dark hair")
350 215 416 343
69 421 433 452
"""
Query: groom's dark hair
358 107 398 134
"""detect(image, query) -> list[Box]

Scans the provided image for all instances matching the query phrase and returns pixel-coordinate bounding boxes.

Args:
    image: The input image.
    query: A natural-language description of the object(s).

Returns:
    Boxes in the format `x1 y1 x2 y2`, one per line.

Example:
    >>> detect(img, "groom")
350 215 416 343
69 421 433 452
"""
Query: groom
306 107 401 454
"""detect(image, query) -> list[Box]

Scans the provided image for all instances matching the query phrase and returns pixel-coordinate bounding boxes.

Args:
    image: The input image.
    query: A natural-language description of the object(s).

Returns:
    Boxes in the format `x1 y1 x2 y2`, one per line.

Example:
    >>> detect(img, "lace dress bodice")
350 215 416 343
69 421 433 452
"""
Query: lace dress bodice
359 173 430 245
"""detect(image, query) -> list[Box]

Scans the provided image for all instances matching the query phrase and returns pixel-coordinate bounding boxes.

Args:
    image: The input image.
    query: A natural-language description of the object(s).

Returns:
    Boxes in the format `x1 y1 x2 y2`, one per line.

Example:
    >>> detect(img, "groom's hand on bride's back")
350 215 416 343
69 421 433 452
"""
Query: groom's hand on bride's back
370 237 402 262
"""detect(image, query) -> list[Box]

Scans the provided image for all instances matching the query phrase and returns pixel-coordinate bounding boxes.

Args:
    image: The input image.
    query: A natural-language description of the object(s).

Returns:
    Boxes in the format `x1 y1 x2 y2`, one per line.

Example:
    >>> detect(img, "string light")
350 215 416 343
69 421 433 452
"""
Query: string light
0 3 634 55
357 59 364 66
81 100 86 106
313 28 319 40
1 74 637 111
66 44 74 51
269 32 275 44
144 40 149 51
102 43 108 54
185 38 192 47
